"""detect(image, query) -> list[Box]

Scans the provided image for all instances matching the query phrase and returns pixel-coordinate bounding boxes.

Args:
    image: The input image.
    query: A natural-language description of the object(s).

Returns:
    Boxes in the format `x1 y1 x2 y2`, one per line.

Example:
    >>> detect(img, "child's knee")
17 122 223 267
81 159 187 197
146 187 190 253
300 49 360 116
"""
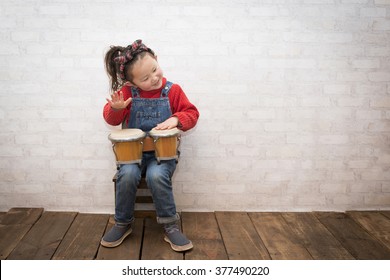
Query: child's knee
146 164 174 189
118 164 141 183
146 167 165 185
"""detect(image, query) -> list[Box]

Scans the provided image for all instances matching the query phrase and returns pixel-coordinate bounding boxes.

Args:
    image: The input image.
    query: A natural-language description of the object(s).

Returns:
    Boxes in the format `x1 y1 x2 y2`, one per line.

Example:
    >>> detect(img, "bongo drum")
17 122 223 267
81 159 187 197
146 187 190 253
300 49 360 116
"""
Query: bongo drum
108 129 146 165
148 127 181 163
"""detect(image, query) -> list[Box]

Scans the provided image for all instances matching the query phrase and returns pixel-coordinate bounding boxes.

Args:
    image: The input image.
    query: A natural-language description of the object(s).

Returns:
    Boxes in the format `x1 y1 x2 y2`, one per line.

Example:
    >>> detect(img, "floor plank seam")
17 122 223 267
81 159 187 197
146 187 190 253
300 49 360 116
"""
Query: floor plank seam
138 217 146 260
247 212 272 260
213 212 231 260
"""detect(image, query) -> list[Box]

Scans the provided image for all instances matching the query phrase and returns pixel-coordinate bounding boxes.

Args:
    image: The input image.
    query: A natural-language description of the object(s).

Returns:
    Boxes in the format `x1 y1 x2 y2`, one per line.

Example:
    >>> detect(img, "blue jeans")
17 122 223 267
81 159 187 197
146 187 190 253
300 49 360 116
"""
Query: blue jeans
115 152 179 225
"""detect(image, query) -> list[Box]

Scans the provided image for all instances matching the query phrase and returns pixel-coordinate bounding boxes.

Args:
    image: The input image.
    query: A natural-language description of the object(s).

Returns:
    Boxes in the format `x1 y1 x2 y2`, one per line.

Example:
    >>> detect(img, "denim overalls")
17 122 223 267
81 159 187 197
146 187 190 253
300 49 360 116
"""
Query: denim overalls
115 82 179 225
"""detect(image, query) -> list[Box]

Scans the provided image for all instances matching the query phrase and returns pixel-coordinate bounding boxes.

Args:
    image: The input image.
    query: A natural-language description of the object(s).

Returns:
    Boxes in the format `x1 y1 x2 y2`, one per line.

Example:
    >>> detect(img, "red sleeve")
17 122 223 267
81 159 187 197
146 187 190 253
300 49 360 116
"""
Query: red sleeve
102 86 131 126
169 84 200 132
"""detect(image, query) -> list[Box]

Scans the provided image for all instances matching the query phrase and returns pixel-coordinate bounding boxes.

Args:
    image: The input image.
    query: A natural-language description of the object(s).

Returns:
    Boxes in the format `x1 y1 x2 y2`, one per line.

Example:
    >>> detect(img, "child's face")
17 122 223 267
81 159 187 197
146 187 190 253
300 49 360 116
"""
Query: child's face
129 54 163 91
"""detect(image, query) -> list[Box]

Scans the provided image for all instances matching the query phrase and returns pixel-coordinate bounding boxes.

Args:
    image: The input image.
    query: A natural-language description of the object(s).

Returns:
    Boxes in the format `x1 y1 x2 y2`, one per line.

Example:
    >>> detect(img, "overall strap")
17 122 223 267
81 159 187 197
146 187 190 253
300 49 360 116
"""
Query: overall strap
161 81 173 97
131 86 140 98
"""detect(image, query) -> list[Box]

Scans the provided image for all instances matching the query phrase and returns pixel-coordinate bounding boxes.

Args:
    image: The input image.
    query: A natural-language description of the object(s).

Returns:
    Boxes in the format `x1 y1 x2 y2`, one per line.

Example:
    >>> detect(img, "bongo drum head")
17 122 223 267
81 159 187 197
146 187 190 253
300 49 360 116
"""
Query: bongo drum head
108 128 146 142
149 127 181 137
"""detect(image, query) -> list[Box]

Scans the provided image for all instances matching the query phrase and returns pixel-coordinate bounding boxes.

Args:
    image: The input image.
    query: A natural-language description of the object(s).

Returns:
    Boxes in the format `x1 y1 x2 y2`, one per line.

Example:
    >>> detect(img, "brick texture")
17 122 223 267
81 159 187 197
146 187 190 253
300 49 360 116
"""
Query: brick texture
0 0 389 212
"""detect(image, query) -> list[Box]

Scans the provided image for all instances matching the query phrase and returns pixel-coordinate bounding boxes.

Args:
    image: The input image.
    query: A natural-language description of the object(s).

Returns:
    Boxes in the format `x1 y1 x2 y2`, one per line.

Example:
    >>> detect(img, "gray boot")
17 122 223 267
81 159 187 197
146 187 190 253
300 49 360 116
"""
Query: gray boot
163 222 193 252
100 223 132 248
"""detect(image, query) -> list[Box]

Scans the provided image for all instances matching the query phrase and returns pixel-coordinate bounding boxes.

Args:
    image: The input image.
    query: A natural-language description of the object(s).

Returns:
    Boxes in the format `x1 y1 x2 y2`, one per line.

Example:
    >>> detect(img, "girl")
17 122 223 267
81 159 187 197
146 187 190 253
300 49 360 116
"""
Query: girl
101 40 199 252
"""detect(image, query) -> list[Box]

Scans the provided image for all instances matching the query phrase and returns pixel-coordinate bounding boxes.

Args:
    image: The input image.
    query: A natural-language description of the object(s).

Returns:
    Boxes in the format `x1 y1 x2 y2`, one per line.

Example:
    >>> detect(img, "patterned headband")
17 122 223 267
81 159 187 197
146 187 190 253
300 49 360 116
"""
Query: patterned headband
114 39 154 80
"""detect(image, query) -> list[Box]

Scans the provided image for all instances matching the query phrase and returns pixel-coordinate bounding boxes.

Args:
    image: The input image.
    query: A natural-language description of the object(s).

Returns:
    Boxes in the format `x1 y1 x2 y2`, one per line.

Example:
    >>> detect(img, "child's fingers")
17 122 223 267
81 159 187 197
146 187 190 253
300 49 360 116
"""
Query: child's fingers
107 90 131 109
111 90 121 101
110 93 117 102
155 117 178 130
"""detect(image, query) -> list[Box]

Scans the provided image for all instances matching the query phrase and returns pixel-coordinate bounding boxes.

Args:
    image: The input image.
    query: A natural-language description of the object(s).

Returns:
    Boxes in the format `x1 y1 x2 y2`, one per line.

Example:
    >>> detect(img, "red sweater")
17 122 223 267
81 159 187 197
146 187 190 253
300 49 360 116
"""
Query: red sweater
103 78 199 132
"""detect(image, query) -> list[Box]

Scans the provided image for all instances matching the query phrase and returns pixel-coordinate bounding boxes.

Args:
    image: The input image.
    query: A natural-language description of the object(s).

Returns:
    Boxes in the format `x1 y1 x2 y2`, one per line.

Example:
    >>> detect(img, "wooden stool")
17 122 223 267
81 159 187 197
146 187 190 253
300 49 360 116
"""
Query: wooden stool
113 172 156 218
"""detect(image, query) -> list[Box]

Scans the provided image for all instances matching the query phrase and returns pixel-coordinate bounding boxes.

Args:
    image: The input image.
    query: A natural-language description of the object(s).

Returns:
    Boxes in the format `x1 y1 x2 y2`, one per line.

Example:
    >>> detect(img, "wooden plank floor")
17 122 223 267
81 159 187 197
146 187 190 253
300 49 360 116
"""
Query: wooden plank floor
1 208 390 260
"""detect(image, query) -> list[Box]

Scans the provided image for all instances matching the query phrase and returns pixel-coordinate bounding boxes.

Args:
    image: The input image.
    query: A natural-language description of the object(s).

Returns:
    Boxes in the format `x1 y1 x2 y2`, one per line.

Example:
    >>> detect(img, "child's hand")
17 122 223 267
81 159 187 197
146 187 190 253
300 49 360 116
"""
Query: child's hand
106 90 132 110
154 117 179 130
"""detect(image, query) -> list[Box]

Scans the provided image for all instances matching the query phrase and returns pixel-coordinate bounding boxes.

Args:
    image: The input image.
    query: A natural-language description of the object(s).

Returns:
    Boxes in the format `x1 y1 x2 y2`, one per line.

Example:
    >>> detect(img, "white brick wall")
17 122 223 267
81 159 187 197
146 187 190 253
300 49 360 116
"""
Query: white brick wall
0 0 389 213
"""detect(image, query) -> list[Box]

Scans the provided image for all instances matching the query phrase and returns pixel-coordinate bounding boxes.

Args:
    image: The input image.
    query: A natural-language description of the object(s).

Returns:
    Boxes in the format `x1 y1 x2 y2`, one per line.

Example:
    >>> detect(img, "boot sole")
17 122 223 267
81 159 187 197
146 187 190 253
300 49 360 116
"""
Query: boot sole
164 236 193 252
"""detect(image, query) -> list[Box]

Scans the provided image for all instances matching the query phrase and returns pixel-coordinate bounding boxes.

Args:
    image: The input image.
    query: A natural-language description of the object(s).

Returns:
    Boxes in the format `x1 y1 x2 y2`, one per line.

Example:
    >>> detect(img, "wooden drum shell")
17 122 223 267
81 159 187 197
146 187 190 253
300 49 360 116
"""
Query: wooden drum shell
108 129 146 165
149 128 181 162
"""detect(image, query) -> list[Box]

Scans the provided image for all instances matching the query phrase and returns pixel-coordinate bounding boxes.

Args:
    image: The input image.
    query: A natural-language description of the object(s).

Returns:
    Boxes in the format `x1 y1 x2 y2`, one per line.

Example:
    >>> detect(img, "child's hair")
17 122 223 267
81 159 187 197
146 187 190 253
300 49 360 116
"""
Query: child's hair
104 39 155 92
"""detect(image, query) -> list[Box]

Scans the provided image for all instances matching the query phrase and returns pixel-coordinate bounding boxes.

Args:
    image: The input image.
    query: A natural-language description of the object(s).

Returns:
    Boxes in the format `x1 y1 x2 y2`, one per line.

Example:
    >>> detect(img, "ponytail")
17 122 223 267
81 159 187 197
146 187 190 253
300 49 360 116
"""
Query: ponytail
104 46 125 92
